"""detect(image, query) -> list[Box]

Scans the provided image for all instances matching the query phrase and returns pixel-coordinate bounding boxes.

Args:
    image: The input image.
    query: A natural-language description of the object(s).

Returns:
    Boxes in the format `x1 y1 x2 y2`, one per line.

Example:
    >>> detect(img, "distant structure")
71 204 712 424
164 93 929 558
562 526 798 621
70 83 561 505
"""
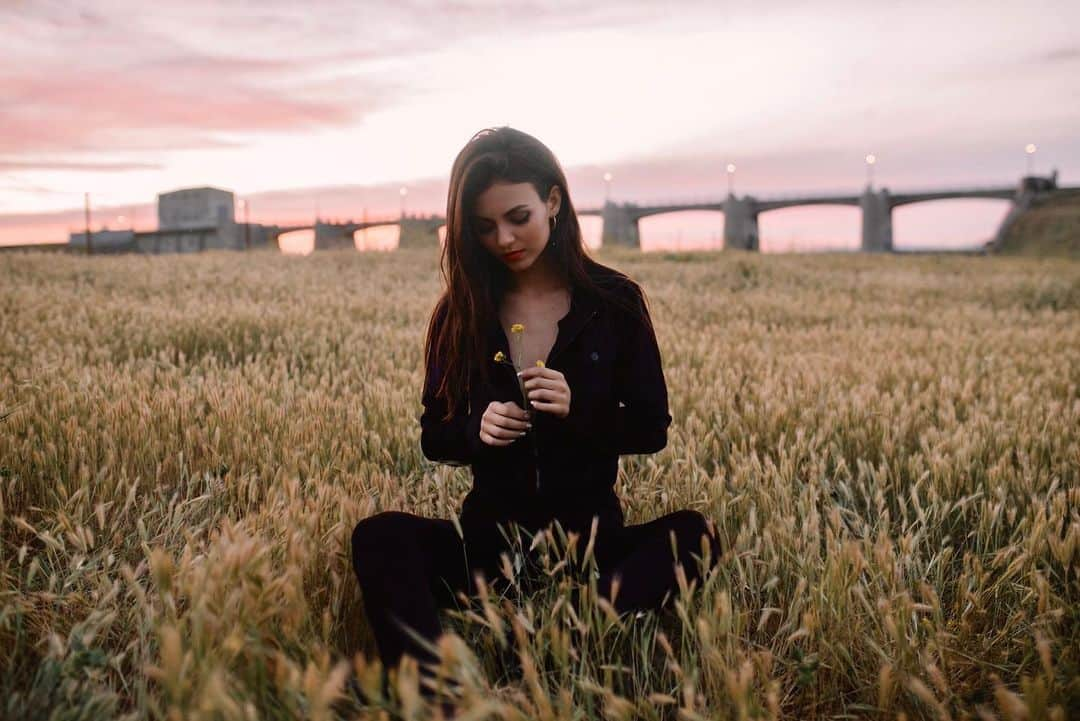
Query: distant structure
68 229 138 254
591 172 1076 252
69 186 272 254
159 186 233 230
59 172 1076 256
303 214 444 250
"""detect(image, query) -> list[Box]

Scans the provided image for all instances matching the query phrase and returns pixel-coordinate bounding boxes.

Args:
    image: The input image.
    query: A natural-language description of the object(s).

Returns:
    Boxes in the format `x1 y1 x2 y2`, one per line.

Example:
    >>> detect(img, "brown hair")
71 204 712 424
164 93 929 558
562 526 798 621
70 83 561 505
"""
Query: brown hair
425 126 652 420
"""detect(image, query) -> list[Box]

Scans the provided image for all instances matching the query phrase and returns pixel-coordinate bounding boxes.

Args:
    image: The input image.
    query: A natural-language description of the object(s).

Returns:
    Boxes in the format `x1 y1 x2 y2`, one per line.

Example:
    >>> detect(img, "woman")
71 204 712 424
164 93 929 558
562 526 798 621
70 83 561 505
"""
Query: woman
350 127 721 705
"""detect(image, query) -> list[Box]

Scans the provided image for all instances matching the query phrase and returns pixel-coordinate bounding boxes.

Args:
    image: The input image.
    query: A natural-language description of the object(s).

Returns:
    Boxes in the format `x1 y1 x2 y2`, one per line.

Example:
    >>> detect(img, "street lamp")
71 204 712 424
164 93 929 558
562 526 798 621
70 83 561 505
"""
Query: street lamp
1025 143 1037 175
726 163 736 196
399 186 408 219
603 172 613 203
865 154 877 189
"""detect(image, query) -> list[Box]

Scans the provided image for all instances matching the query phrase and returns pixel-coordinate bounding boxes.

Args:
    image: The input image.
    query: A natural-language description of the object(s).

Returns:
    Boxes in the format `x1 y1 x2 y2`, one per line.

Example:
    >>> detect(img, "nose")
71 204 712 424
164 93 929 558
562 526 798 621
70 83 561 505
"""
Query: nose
497 223 516 248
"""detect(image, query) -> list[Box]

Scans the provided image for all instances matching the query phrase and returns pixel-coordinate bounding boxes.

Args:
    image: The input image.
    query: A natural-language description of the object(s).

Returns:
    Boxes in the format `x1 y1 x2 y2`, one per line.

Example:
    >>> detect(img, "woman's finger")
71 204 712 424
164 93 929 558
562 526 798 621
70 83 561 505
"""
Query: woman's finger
520 367 564 384
529 399 567 414
527 388 561 403
490 408 531 431
488 423 525 439
480 429 515 446
523 377 563 392
498 401 531 421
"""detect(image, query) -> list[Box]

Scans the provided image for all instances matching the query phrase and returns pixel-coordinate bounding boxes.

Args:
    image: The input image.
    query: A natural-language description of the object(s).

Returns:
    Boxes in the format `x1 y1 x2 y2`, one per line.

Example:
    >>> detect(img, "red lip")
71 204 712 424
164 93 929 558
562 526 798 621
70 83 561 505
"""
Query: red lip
504 250 525 260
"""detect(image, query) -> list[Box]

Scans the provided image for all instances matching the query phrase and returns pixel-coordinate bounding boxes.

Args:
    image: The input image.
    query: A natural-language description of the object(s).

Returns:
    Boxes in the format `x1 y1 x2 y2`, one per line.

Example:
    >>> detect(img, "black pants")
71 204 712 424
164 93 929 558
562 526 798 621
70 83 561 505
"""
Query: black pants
350 507 721 677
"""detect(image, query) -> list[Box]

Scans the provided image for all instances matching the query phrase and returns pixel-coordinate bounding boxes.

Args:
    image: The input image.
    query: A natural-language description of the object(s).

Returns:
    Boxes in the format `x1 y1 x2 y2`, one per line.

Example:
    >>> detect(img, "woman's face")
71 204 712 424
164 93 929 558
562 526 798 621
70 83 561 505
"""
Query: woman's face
471 181 560 271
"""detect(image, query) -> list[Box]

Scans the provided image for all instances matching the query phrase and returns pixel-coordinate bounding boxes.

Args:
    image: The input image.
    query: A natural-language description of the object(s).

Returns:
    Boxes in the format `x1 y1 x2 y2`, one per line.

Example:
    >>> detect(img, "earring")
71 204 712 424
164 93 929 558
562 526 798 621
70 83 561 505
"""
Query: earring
549 215 558 246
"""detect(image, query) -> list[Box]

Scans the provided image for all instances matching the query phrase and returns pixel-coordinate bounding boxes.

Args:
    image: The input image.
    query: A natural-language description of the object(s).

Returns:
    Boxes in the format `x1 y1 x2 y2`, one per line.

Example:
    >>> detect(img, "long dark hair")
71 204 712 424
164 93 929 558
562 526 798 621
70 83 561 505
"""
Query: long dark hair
426 126 652 420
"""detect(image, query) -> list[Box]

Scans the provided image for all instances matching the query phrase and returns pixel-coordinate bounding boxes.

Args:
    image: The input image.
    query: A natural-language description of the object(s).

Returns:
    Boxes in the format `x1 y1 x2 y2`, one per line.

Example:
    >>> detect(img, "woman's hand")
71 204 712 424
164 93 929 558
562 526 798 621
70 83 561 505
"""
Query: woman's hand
519 366 571 419
479 401 532 447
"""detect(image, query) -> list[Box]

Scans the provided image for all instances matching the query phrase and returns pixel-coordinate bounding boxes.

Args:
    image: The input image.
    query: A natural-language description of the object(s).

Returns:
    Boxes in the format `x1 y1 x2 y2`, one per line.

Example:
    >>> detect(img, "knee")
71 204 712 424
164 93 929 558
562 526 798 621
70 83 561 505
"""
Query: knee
351 511 411 581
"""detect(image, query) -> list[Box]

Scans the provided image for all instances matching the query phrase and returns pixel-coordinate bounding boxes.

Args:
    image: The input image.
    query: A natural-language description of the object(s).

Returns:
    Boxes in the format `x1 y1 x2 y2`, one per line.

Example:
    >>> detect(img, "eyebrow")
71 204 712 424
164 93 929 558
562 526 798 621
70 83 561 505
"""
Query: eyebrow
473 204 530 222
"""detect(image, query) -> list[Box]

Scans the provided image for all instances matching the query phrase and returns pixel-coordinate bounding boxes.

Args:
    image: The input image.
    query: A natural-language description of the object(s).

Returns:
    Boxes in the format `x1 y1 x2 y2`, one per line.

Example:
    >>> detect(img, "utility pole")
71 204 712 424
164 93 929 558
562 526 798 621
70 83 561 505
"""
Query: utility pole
84 192 93 255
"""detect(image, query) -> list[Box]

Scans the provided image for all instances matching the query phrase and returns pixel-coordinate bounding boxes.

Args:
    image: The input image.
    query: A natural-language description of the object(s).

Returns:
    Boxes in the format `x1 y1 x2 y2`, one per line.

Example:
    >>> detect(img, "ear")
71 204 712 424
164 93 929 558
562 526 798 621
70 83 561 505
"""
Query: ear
547 185 562 218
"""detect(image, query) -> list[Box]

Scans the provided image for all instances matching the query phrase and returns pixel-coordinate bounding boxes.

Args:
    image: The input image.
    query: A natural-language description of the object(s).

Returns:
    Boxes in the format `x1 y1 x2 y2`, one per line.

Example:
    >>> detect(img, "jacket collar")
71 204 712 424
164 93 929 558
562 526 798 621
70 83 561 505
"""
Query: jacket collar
487 281 600 369
549 284 600 366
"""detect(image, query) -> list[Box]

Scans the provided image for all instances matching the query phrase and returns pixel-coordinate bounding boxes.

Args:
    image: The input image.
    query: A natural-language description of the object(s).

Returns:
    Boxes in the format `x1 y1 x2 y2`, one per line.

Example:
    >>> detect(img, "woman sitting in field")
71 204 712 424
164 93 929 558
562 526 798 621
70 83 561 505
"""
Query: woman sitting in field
350 126 722 710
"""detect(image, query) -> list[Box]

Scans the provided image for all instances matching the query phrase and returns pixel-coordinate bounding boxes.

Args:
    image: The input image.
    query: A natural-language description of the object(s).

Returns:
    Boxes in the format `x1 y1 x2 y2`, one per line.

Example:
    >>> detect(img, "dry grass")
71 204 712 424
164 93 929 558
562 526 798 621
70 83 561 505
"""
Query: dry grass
1 246 1077 720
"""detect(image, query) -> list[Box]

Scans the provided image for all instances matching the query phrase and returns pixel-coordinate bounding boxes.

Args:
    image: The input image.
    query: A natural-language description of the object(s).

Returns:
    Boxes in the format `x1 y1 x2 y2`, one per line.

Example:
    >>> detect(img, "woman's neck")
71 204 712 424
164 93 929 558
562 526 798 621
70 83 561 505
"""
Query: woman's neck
506 255 567 298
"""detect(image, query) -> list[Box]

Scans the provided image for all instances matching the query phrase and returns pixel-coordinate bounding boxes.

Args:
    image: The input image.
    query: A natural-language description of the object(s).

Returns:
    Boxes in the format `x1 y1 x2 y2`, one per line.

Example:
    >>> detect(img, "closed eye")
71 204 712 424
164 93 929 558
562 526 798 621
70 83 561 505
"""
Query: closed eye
473 211 530 234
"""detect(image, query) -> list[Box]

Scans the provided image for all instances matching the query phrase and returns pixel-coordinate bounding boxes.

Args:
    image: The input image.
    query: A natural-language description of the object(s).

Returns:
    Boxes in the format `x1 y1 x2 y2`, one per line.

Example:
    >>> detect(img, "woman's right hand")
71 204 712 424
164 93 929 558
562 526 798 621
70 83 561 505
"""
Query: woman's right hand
479 401 532 447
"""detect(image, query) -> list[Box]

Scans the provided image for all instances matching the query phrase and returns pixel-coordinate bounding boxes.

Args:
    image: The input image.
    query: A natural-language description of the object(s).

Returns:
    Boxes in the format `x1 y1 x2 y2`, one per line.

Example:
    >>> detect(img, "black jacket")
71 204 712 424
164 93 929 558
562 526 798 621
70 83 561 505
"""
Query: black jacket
419 262 672 543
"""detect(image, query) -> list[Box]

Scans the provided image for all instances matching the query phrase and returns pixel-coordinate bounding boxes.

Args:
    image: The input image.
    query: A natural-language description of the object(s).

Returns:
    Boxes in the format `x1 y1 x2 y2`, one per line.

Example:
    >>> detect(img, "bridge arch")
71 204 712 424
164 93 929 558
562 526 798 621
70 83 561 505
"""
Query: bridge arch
278 229 315 255
892 198 1012 250
638 209 725 252
578 215 602 249
757 203 861 252
353 223 400 251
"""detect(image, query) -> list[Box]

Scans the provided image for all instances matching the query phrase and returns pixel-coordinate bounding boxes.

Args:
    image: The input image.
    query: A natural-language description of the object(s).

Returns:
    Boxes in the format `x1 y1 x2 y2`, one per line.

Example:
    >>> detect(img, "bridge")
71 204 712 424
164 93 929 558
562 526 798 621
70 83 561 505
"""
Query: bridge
262 216 444 250
269 173 1071 253
591 175 1070 251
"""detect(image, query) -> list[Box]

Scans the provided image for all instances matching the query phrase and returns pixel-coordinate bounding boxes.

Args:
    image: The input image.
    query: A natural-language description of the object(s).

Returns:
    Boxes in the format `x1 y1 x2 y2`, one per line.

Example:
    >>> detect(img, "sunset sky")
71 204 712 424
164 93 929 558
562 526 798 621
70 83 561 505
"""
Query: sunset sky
2 0 1078 251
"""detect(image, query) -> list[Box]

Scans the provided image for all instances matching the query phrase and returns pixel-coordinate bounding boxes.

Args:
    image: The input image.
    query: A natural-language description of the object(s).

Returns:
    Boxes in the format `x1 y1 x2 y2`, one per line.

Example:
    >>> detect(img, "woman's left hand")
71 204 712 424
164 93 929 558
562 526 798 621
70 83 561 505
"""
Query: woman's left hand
519 366 571 419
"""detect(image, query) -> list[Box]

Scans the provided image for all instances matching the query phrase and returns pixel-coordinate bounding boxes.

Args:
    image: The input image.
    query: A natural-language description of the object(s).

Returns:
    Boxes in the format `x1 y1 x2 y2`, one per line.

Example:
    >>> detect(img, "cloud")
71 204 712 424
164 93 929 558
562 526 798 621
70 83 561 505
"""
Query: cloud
1039 46 1080 63
3 0 1079 232
0 51 398 157
0 0 671 164
0 4 410 164
0 159 164 172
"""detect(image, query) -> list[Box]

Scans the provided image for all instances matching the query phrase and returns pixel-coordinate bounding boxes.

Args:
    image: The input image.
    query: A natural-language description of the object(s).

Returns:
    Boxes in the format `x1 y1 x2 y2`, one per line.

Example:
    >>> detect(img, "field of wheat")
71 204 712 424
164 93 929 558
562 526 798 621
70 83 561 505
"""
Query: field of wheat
1 246 1078 721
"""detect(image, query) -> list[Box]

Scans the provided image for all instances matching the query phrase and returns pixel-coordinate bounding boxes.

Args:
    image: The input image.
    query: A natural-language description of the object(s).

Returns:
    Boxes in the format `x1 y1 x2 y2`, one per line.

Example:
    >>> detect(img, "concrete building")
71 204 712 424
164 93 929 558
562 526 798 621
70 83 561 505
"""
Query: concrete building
68 229 137 254
69 186 264 254
148 186 241 252
158 186 235 231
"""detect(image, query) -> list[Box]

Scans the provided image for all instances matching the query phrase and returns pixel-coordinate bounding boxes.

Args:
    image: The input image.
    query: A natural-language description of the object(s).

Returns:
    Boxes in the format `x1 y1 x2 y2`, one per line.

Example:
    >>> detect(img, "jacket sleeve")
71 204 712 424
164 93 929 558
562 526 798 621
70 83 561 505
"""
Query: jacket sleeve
607 284 672 455
418 310 488 466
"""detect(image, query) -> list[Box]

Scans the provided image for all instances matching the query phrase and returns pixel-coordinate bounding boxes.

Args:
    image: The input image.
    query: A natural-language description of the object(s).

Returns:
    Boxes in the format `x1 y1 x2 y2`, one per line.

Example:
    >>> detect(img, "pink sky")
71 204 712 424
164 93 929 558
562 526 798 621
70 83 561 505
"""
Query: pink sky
2 0 1077 251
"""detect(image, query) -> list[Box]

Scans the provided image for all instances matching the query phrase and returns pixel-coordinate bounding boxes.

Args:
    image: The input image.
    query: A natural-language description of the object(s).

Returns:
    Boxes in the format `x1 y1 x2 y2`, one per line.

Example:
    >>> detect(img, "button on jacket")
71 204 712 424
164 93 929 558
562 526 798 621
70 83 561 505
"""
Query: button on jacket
419 262 672 546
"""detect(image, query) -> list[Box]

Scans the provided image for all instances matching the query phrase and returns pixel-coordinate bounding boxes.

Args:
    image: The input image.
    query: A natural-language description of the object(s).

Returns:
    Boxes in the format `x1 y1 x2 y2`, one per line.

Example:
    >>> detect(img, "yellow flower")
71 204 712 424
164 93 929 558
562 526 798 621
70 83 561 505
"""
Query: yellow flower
535 360 545 368
493 351 506 362
510 323 525 334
